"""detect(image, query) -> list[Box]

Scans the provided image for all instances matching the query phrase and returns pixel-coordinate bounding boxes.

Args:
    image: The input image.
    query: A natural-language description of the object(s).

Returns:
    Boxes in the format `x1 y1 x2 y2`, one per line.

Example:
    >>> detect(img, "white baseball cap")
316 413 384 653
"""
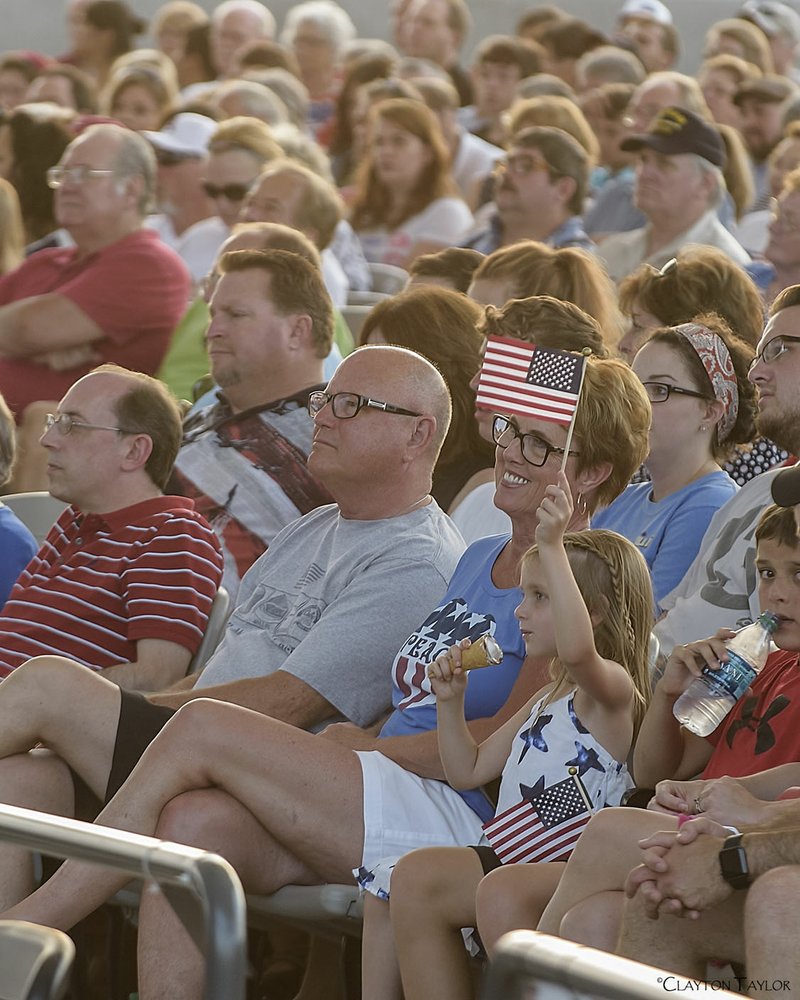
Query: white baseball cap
619 0 673 25
142 113 217 158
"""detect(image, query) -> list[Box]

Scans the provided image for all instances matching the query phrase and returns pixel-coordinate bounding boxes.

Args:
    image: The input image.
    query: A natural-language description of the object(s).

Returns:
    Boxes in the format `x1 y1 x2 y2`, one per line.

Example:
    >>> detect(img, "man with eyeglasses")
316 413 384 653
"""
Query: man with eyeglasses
143 113 224 285
462 125 594 255
0 364 223 689
0 123 189 436
654 284 800 662
0 345 463 916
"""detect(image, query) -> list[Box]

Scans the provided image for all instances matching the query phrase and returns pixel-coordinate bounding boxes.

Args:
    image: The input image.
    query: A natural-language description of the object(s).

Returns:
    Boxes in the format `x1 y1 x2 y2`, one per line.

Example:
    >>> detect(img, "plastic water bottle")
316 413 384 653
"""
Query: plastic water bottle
673 612 780 737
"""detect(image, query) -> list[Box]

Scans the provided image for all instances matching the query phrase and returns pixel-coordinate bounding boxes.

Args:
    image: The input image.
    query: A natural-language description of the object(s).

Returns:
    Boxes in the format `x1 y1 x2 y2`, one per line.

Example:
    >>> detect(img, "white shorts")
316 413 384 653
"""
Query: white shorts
355 749 487 869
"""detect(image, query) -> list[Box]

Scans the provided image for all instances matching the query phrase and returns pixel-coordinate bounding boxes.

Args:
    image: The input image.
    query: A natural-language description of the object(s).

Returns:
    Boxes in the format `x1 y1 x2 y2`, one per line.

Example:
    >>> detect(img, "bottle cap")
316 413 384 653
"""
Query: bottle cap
758 611 780 633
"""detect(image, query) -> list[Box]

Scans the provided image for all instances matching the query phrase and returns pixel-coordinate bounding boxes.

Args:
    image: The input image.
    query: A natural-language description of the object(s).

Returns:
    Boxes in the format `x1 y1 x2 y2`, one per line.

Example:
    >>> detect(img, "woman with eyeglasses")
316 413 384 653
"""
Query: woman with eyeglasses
618 247 786 487
451 293 610 545
592 313 756 613
0 333 652 1000
350 98 473 268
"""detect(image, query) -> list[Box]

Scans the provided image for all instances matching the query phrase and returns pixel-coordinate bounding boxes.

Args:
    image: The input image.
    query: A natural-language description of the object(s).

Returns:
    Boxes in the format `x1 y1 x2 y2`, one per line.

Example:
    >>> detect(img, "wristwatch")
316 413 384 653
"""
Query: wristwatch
719 833 751 889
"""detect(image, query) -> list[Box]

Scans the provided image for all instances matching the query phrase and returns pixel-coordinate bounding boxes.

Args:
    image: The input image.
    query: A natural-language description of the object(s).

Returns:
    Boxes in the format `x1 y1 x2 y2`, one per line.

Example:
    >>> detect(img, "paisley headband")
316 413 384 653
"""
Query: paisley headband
675 322 738 442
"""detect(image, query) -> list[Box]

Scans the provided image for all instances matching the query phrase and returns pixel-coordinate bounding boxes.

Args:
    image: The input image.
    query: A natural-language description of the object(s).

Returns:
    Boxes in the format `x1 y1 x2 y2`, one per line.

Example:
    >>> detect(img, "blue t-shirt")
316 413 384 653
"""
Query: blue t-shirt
379 533 527 821
0 504 36 609
591 470 738 614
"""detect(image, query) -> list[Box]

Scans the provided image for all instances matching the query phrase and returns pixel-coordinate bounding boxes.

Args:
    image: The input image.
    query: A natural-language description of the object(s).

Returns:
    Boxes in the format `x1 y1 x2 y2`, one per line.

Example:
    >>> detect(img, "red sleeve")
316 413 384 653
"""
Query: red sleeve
122 512 223 654
57 231 190 347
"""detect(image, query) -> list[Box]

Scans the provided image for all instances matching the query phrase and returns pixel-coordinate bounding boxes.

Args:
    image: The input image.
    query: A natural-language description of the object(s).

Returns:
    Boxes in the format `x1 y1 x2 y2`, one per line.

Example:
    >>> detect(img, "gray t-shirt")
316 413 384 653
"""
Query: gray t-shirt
654 467 779 660
195 501 465 727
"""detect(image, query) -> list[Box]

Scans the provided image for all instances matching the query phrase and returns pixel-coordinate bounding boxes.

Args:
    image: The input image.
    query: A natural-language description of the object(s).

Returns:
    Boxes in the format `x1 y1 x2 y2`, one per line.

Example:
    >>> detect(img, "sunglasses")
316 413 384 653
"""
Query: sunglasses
202 181 253 202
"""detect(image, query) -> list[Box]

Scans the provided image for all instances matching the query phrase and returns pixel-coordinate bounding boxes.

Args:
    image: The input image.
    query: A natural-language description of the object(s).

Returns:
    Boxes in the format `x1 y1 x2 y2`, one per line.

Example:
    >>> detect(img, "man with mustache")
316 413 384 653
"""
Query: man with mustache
462 125 594 255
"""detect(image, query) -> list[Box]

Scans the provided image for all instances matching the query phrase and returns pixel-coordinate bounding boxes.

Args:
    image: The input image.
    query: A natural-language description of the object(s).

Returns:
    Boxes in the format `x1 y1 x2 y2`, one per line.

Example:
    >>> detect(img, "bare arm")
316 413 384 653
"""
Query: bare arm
148 670 335 730
427 640 538 789
348 651 553 778
0 294 103 357
633 631 733 788
100 639 192 693
537 473 634 711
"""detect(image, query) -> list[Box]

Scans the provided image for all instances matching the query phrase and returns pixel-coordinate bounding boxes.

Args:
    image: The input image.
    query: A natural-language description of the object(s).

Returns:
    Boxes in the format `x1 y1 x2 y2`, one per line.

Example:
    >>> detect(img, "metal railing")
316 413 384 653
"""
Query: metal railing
0 804 247 1000
482 931 743 1000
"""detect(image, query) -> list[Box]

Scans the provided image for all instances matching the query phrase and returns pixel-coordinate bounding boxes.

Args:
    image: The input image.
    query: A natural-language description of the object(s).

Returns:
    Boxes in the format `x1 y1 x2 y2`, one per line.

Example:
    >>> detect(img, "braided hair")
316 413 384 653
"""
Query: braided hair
523 529 654 735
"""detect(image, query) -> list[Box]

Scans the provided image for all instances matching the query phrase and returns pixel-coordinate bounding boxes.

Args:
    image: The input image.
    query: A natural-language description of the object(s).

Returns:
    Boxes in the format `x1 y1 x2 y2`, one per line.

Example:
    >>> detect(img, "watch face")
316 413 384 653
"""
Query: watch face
719 837 750 889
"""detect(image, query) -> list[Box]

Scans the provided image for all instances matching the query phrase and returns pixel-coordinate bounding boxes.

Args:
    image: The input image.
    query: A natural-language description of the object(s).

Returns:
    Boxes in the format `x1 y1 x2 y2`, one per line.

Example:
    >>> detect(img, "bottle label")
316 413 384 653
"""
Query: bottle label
701 652 757 701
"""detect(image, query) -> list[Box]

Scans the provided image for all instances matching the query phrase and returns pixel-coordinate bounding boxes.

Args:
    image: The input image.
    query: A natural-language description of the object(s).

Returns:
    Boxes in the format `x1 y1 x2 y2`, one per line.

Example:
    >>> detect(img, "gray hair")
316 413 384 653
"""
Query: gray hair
211 0 276 37
214 80 289 125
79 123 156 216
0 393 15 486
280 1 356 58
243 68 310 129
691 153 726 209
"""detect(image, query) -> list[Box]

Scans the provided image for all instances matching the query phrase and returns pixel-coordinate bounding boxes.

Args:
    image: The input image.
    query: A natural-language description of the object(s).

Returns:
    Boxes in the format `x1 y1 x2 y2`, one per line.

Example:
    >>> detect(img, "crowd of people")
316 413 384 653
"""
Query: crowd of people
0 0 800 997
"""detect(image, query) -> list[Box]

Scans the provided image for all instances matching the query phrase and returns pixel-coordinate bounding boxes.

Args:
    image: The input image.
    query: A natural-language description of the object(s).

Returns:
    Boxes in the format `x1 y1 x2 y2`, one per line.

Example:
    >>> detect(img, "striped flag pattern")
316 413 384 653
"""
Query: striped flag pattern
482 772 593 865
476 336 585 425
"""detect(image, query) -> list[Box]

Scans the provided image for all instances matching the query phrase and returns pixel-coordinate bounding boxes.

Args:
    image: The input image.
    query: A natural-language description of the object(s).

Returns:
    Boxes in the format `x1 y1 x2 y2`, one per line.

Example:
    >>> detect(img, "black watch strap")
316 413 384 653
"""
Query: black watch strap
719 833 751 889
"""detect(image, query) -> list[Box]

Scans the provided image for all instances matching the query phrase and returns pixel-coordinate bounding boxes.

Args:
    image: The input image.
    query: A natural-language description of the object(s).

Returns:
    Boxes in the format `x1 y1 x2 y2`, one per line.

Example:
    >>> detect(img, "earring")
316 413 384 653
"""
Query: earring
700 424 708 432
576 492 588 516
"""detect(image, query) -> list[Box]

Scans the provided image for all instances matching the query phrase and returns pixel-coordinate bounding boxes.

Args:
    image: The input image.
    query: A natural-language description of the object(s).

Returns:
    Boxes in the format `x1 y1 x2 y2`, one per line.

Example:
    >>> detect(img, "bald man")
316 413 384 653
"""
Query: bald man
0 346 464 918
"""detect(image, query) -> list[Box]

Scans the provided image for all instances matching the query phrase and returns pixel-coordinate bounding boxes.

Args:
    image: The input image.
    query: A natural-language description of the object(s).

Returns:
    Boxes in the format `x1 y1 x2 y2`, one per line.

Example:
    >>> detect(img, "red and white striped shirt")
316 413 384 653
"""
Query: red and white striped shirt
0 496 223 678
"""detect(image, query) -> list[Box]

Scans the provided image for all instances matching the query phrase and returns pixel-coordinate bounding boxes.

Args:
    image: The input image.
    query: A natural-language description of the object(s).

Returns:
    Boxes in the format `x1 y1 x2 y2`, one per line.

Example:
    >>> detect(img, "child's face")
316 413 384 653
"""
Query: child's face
515 556 557 659
756 537 800 651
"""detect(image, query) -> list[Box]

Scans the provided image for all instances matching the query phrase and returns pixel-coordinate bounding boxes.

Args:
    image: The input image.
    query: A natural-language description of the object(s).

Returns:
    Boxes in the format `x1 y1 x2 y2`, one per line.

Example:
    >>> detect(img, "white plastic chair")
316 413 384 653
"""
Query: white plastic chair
367 262 409 295
0 920 74 1000
188 587 230 673
2 492 68 546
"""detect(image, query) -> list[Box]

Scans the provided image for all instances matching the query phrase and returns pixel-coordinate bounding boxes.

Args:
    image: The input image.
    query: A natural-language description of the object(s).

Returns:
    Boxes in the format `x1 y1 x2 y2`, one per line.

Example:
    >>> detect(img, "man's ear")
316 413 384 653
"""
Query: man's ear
406 414 437 457
554 174 576 208
288 313 314 351
120 433 154 473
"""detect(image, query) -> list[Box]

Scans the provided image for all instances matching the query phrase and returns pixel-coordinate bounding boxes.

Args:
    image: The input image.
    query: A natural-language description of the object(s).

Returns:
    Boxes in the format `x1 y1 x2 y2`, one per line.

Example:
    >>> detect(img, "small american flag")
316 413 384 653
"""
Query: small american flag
476 336 585 425
482 771 593 866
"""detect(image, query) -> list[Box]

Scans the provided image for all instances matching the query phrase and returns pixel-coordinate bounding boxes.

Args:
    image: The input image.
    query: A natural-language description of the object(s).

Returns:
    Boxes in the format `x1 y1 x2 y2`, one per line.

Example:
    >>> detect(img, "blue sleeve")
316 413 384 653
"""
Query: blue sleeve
0 514 37 609
650 502 731 613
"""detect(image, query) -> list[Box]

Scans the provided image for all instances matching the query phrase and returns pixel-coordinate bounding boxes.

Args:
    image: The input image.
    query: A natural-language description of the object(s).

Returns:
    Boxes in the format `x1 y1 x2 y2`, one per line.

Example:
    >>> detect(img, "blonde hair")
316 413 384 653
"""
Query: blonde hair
0 178 24 277
472 241 624 346
522 529 653 734
208 116 283 162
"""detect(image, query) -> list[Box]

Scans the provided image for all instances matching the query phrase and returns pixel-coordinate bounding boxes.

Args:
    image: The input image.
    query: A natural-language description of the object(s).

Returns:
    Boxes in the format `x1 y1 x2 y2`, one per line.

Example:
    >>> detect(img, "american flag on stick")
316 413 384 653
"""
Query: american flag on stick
476 336 586 426
482 771 594 866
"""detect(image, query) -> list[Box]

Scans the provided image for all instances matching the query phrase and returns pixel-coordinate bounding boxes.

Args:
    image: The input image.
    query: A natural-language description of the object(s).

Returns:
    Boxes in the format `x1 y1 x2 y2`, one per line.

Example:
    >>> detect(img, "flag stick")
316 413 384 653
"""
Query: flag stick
560 357 588 473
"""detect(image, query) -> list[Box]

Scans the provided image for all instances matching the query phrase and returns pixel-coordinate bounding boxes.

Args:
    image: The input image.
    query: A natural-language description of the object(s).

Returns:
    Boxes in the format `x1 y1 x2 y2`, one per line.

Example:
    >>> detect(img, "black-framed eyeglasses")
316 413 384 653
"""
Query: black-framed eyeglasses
44 413 134 436
750 334 800 370
641 382 711 404
491 414 578 467
308 391 421 420
46 165 116 189
202 181 254 202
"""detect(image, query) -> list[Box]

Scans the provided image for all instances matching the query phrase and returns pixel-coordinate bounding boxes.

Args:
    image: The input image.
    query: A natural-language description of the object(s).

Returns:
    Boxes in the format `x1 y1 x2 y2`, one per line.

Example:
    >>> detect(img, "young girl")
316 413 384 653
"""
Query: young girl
361 471 654 1000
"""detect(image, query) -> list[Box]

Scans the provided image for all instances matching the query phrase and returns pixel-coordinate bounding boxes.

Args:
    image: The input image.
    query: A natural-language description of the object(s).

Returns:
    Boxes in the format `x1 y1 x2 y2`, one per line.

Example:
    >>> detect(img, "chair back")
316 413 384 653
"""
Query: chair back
0 920 74 1000
367 262 409 295
2 493 68 546
188 587 230 673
